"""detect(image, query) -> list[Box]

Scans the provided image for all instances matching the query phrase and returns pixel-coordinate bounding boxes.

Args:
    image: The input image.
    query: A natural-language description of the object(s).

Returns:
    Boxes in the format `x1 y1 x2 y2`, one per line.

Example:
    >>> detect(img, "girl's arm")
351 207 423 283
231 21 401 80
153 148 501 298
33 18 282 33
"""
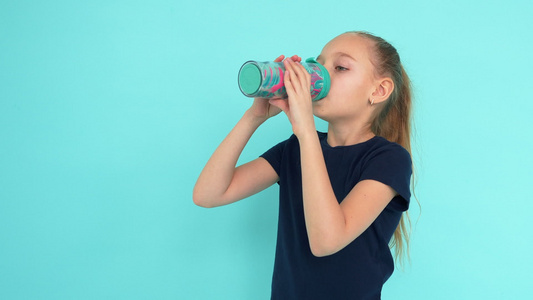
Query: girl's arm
273 59 397 257
194 55 302 208
297 132 396 256
193 108 279 208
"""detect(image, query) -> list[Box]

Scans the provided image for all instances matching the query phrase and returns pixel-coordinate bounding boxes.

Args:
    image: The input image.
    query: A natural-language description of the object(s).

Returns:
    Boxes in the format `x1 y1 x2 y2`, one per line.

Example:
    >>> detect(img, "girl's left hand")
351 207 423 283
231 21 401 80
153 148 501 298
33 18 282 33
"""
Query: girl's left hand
269 57 316 138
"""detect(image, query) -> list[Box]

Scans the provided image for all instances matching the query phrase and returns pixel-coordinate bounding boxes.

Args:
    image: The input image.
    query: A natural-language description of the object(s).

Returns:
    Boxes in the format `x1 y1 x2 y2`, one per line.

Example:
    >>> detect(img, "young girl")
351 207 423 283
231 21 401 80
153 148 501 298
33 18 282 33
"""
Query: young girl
193 31 413 299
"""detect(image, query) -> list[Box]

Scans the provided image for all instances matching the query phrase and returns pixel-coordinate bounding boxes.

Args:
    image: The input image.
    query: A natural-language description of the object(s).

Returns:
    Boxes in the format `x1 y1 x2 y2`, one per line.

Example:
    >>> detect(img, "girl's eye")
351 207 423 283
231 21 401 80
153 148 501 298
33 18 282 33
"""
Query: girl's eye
335 66 348 71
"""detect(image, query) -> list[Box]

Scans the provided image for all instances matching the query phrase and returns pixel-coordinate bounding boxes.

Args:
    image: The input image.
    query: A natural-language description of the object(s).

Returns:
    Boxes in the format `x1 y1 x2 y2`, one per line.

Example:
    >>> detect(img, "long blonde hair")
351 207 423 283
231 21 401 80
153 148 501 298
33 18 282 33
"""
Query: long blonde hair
349 31 417 266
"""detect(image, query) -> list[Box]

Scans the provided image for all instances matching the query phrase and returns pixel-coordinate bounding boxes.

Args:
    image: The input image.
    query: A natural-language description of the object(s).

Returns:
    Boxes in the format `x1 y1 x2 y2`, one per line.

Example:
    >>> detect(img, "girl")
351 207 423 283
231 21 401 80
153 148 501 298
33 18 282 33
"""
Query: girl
193 31 414 299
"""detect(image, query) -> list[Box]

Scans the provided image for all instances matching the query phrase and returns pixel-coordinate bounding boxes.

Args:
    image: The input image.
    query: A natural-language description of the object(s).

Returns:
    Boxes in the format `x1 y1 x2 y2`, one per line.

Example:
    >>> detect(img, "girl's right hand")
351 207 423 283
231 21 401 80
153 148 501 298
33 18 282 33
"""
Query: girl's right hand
247 55 301 121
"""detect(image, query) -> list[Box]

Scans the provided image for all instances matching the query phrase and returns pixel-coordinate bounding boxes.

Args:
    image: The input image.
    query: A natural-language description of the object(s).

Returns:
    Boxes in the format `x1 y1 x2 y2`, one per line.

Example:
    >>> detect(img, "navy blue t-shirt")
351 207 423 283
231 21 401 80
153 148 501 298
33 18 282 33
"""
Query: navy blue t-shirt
260 132 412 300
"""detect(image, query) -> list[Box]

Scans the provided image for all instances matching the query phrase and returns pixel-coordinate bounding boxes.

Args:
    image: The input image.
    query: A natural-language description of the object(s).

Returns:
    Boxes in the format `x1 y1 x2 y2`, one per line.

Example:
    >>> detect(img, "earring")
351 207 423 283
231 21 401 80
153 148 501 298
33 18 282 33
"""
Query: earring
370 99 375 106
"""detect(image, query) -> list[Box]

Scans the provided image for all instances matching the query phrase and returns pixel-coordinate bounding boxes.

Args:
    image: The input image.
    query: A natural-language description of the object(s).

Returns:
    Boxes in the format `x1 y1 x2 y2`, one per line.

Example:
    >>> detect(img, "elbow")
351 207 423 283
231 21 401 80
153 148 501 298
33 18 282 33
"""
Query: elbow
310 248 330 258
193 197 212 208
309 240 339 258
193 197 214 208
192 189 215 208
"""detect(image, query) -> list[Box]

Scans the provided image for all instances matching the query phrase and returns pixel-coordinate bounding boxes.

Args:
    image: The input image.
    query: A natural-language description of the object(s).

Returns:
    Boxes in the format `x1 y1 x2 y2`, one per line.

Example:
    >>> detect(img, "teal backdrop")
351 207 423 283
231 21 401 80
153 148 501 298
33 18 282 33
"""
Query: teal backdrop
1 0 532 299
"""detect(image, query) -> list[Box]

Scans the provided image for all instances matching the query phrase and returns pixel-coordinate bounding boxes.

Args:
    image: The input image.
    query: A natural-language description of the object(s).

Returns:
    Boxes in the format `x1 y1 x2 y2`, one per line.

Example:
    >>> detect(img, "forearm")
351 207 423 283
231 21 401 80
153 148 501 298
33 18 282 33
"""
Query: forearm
193 110 266 207
298 131 347 256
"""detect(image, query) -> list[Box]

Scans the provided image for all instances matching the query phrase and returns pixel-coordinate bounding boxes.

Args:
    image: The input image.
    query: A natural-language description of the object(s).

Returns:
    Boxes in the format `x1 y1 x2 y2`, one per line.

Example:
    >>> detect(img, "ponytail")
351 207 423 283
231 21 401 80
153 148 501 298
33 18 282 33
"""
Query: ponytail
349 31 416 266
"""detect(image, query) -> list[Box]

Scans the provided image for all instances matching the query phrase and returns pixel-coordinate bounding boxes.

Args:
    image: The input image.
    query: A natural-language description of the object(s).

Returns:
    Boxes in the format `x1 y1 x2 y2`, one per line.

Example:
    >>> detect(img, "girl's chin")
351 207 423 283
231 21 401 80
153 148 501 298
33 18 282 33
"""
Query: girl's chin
312 106 327 120
312 98 326 109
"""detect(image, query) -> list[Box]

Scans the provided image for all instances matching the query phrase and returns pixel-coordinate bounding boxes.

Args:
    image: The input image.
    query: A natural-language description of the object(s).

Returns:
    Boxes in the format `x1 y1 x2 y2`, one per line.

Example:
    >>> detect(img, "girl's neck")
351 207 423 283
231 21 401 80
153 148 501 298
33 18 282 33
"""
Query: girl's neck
326 122 375 147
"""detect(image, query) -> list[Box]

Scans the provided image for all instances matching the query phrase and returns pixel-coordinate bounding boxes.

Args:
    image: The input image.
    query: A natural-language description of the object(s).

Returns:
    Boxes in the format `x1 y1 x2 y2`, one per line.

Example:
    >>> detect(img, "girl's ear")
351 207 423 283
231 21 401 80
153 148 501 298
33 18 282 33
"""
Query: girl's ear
372 78 394 104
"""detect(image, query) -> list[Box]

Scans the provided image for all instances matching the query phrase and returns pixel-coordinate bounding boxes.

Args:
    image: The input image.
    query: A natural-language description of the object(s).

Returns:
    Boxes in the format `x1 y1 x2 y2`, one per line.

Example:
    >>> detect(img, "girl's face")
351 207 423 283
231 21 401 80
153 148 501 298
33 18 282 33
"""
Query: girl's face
314 33 378 123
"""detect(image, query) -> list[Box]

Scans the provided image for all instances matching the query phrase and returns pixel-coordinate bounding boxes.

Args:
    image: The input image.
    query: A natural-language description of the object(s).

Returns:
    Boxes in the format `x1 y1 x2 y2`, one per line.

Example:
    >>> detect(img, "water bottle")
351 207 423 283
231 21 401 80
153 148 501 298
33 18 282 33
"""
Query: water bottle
237 58 330 101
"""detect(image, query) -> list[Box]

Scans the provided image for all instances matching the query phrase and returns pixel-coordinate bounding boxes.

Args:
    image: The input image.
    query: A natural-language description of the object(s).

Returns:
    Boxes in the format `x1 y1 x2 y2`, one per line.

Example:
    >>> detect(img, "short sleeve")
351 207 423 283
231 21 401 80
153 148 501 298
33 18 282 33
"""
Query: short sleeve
360 144 412 211
260 138 289 177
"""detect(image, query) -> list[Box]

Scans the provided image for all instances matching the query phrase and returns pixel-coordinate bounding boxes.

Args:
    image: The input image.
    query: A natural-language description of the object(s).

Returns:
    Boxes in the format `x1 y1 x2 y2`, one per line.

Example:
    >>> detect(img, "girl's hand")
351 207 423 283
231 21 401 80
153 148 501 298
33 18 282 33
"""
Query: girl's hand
247 55 302 122
269 57 315 138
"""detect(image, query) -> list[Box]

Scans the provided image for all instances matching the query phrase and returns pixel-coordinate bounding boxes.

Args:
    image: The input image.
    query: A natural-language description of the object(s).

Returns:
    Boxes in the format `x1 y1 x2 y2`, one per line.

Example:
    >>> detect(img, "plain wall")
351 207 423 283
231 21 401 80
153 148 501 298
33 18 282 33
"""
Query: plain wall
1 0 532 298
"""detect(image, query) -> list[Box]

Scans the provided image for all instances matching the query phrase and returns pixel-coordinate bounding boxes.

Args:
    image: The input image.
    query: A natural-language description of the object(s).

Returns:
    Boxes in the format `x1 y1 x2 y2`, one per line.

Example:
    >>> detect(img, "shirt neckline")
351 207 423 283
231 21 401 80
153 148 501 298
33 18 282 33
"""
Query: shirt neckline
318 131 380 150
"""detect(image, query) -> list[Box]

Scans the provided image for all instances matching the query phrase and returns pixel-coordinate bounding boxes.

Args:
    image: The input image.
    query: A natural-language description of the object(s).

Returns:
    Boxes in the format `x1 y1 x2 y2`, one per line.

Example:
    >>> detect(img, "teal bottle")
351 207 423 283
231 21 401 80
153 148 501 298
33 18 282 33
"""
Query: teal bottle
238 58 330 101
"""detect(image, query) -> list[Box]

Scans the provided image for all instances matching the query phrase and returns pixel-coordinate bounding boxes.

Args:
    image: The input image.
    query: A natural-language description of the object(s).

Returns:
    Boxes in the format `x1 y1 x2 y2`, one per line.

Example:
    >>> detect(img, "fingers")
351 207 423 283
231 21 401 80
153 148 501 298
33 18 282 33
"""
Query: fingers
290 55 302 63
273 55 301 63
283 68 295 99
283 58 311 95
270 55 310 100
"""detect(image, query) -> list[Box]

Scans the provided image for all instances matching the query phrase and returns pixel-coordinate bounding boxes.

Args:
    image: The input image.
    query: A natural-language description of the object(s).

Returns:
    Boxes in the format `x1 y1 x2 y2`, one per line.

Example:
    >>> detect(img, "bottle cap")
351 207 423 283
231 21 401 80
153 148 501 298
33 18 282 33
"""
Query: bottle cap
238 61 262 96
305 57 330 100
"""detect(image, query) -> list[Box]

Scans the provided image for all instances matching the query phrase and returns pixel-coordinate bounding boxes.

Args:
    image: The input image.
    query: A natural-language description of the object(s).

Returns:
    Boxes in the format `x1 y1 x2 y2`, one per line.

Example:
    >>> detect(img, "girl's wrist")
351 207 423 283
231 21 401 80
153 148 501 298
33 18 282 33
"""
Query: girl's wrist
243 109 268 127
295 126 318 143
294 115 317 138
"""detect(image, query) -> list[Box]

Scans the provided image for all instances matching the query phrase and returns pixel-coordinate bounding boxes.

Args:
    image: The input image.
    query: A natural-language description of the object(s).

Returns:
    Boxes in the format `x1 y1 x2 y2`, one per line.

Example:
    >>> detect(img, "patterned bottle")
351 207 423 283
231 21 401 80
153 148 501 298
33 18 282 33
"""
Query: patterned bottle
238 58 330 101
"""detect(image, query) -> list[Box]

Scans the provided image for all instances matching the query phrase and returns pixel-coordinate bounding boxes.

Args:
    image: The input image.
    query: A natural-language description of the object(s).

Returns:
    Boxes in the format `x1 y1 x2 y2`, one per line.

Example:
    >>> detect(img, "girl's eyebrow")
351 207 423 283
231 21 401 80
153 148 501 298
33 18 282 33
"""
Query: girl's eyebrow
317 52 357 63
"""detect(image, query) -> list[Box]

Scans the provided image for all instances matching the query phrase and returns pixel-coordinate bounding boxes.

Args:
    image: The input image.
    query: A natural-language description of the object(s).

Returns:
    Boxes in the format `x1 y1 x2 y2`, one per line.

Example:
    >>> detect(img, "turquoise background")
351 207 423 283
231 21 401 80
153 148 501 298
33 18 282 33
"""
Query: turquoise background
1 0 532 299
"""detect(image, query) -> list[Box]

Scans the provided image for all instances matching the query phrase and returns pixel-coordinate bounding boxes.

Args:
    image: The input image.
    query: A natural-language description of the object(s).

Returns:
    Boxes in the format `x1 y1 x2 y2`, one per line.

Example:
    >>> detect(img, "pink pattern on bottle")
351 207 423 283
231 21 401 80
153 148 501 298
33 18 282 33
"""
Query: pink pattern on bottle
270 67 284 93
